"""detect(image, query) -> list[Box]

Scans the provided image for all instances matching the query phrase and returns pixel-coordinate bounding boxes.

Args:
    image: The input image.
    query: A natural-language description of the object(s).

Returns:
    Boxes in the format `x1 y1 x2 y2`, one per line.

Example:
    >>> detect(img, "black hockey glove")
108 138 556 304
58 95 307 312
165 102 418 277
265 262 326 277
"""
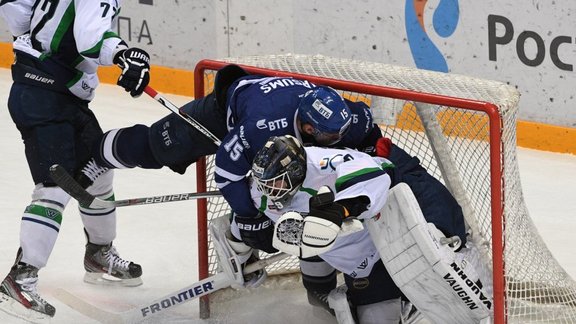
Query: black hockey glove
235 213 278 253
114 47 150 98
308 186 348 227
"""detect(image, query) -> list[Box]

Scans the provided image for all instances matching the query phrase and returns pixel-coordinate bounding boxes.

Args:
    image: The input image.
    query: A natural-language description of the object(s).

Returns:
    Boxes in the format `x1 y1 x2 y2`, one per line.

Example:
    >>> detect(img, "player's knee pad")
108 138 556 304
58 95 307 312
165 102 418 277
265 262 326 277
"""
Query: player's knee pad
300 257 337 314
300 257 337 294
300 256 336 284
366 183 492 324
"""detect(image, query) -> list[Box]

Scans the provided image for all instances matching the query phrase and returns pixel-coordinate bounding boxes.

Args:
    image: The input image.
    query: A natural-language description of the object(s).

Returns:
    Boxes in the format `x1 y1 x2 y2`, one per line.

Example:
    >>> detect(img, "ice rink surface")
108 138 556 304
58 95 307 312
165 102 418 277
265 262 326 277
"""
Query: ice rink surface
0 67 575 323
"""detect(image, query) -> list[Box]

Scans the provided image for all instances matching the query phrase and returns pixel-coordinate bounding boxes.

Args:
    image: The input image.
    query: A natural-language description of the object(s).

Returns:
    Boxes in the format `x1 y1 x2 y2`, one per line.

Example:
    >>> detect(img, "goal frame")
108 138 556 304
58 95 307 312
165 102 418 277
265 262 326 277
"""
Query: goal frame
193 59 506 323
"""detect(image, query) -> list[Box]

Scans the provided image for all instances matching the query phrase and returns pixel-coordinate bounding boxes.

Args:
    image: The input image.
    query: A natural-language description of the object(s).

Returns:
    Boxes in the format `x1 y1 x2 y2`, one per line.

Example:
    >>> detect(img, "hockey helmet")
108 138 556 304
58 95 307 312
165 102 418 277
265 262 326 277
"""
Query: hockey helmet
252 135 307 208
297 86 352 145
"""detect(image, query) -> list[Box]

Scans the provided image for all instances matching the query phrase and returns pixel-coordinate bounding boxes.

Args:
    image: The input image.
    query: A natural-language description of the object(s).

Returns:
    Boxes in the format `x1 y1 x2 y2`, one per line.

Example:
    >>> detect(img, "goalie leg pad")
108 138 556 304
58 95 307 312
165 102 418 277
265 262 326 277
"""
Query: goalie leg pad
366 183 492 324
356 297 401 324
209 216 248 288
327 285 355 324
209 216 267 289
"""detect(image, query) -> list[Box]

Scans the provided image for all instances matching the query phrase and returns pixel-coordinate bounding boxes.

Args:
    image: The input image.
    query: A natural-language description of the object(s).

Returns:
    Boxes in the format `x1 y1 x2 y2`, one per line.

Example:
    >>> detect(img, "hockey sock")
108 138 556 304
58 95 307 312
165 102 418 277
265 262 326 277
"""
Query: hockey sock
94 124 162 169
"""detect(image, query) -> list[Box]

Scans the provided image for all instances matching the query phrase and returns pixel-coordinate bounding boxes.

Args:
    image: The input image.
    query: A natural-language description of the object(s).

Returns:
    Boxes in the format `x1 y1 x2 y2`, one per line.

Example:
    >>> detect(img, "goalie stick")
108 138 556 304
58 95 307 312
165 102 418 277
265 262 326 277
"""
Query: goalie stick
49 164 221 208
54 252 288 324
143 86 222 146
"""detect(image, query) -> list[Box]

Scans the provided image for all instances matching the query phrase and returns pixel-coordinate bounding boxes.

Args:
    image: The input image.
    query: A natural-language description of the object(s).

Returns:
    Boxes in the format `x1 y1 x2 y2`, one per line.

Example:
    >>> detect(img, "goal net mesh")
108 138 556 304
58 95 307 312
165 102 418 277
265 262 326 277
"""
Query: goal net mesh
195 54 576 323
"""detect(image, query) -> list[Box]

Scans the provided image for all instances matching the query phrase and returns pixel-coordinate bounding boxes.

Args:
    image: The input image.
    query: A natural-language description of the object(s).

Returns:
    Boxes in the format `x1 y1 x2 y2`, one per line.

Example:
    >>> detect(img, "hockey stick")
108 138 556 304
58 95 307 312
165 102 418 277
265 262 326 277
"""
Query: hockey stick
143 86 222 146
53 252 289 324
49 164 221 208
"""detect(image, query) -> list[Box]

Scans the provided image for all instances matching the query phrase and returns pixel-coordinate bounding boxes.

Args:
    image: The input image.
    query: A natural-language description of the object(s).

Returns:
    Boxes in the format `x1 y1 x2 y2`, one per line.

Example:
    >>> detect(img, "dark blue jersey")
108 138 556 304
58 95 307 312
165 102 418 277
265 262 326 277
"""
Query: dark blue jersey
214 75 381 218
215 76 316 217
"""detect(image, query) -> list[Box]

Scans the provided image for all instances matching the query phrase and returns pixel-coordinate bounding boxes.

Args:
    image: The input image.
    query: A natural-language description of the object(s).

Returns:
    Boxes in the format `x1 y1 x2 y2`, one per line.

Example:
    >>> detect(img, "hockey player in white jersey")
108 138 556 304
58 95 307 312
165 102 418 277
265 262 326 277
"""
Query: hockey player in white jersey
241 135 492 324
0 0 150 320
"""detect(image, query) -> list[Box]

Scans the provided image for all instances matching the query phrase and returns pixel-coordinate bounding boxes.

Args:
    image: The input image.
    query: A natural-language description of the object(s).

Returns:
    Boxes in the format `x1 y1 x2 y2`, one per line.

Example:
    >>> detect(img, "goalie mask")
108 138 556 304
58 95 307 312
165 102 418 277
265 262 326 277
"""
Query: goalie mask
297 86 352 146
252 135 307 209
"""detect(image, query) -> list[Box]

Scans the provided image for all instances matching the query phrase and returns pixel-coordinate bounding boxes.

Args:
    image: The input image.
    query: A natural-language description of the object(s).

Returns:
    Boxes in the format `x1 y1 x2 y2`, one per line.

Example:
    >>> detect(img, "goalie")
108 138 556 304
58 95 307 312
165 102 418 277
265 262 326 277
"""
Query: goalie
237 135 492 324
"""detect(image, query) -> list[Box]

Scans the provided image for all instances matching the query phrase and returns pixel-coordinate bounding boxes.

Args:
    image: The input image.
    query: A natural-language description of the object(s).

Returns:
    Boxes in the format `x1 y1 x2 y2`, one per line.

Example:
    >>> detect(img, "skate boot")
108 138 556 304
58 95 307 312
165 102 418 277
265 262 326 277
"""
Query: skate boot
0 262 55 321
84 242 143 286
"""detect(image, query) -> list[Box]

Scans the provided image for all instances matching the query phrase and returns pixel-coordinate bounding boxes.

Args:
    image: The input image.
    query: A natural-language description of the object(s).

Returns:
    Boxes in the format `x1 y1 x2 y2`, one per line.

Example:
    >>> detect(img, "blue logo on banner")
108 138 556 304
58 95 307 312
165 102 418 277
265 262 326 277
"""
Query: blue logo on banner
405 0 459 72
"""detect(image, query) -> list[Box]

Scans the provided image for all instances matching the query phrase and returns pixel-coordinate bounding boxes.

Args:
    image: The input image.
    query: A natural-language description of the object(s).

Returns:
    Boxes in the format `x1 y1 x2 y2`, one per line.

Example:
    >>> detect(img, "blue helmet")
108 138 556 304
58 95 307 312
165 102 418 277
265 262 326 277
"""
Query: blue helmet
297 86 352 145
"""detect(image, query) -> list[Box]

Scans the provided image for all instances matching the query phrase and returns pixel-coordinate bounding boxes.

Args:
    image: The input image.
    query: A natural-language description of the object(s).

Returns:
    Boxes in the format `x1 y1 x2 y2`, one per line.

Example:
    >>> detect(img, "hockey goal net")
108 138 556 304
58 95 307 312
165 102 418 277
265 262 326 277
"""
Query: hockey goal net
193 54 576 323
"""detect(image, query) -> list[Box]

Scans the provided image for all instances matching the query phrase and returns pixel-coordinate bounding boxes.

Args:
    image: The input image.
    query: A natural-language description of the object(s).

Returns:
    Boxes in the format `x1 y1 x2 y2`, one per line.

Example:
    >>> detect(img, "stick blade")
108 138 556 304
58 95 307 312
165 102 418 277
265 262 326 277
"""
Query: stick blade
53 289 125 324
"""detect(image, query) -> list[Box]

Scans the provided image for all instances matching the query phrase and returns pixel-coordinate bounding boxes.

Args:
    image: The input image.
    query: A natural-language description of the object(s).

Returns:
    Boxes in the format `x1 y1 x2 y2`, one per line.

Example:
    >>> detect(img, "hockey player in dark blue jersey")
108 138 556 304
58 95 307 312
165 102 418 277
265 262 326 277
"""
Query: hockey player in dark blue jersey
93 65 382 251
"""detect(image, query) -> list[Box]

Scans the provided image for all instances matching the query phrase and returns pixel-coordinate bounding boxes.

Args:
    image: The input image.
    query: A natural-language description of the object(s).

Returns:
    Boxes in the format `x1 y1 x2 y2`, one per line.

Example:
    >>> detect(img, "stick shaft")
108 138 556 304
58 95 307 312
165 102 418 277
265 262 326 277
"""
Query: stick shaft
144 86 222 146
49 164 221 208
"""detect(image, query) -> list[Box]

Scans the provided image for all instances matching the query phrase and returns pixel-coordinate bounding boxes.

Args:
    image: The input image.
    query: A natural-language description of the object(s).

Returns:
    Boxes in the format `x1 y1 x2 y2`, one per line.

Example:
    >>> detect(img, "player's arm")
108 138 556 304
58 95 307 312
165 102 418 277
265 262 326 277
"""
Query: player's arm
75 0 150 97
338 100 383 153
215 131 278 252
0 0 33 37
334 155 392 219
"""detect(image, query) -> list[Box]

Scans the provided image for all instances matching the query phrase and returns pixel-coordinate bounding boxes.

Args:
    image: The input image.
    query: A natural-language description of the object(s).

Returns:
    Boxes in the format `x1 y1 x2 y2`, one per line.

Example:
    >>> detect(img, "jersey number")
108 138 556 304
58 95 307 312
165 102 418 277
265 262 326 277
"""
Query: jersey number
100 2 119 18
223 134 244 161
31 0 59 50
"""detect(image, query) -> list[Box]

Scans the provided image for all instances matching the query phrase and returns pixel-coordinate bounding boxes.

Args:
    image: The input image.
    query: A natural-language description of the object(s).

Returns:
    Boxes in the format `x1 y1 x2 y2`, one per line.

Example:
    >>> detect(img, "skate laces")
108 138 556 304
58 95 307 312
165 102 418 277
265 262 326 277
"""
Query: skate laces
82 159 109 182
103 246 131 275
16 276 38 293
15 276 48 304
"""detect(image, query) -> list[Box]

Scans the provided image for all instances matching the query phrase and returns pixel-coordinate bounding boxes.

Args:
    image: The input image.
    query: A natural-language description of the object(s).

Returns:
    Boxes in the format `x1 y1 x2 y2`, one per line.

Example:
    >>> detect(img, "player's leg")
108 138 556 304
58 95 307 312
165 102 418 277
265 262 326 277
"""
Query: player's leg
1 84 76 319
72 107 144 286
299 256 338 315
93 92 227 174
210 216 267 288
367 183 493 324
344 261 403 324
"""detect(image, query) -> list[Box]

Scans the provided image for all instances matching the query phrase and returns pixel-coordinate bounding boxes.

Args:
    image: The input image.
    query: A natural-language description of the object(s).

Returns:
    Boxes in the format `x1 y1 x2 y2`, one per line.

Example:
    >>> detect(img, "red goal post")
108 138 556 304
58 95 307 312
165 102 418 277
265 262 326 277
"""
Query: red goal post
192 55 576 323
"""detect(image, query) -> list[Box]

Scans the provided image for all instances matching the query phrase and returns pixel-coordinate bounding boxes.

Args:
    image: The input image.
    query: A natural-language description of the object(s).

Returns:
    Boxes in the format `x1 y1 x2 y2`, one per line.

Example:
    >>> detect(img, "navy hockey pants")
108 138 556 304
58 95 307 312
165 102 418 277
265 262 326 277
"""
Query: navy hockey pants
7 82 102 185
148 92 228 174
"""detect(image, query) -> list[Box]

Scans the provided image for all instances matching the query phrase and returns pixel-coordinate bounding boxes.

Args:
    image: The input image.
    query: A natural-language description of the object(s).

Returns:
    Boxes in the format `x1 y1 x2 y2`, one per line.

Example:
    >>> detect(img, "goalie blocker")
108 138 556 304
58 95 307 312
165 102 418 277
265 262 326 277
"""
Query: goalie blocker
366 183 493 324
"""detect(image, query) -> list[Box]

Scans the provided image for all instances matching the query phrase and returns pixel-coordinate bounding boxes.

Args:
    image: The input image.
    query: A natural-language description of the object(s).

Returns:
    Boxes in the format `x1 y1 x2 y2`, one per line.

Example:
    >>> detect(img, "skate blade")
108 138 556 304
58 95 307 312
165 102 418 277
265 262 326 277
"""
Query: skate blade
0 292 53 323
83 273 143 287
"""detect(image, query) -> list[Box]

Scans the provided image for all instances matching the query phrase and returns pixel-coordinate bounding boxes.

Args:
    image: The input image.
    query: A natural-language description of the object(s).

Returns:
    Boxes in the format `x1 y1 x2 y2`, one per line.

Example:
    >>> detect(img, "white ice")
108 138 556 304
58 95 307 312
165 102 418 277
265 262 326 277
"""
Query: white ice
0 67 575 323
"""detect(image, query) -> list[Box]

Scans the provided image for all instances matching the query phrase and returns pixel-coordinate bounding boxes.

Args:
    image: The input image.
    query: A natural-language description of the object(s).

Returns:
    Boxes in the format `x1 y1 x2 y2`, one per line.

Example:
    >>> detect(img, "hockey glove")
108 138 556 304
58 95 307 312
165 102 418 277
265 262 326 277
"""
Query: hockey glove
375 137 392 158
235 213 278 253
308 186 349 225
114 47 150 98
273 186 355 258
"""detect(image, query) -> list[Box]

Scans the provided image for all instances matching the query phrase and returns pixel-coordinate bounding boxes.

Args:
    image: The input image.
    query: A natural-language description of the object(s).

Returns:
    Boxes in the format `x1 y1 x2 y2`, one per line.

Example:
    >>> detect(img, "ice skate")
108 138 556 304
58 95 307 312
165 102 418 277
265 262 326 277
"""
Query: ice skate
0 262 55 322
83 242 143 287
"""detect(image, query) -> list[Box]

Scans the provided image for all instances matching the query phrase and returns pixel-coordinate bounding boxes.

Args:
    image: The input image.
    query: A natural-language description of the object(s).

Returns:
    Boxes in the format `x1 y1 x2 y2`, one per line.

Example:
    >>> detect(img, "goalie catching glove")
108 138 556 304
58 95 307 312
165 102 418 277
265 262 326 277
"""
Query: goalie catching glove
273 186 361 258
113 47 150 97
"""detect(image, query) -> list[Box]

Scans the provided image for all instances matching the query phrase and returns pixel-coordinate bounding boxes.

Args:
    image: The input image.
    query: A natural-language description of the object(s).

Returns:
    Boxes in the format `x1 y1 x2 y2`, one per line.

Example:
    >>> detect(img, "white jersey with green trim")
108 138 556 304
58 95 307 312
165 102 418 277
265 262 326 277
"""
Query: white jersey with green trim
1 0 126 100
250 146 393 278
0 0 34 37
